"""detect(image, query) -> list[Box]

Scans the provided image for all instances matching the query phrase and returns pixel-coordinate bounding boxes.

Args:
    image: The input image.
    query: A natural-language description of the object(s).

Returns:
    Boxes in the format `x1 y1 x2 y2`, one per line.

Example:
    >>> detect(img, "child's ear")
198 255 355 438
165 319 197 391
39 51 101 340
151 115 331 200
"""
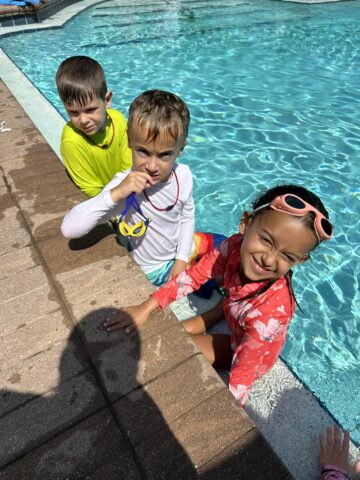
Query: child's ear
177 139 188 157
239 211 251 235
105 91 112 108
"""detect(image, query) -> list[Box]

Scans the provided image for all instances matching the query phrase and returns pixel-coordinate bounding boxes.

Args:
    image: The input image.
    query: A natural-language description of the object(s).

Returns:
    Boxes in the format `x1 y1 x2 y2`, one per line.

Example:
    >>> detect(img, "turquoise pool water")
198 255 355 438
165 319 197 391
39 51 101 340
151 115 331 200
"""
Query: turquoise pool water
2 0 359 444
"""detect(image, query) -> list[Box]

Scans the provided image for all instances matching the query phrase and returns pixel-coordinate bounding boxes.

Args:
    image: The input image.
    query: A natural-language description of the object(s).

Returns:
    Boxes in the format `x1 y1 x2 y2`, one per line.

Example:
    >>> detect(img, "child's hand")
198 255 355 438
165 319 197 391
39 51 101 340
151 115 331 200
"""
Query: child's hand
102 297 159 334
319 425 360 478
168 259 188 281
110 171 154 203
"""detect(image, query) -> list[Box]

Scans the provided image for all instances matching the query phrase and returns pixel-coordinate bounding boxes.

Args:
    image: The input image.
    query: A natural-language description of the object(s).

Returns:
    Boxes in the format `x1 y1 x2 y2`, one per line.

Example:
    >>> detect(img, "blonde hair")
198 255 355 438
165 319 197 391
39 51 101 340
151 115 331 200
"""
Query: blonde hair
128 90 190 144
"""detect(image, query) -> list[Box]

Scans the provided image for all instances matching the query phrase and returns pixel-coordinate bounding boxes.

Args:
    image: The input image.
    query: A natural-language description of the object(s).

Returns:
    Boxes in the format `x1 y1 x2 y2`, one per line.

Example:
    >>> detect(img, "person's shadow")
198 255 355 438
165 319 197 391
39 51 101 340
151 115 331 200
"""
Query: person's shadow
0 308 201 479
1 307 293 479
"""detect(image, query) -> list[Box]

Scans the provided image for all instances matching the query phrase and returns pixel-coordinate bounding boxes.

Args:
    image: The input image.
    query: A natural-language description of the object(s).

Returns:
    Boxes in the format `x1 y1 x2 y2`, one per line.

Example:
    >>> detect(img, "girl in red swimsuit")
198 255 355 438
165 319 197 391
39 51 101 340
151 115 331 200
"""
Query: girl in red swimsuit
103 184 333 406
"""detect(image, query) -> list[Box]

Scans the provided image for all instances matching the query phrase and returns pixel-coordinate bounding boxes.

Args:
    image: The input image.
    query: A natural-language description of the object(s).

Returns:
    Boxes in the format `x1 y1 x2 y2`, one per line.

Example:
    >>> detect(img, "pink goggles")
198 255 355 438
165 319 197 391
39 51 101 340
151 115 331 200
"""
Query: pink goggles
254 194 333 243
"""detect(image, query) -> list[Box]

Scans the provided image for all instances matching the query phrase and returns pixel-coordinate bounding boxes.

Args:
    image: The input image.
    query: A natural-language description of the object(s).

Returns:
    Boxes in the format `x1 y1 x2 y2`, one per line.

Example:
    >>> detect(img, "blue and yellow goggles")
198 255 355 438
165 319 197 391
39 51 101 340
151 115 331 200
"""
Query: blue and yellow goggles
117 193 151 238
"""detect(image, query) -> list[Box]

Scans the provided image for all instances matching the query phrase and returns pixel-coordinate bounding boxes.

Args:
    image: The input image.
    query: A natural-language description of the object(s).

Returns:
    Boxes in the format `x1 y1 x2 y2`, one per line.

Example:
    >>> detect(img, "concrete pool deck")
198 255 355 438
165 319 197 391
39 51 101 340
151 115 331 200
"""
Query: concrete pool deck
0 78 294 479
0 1 356 480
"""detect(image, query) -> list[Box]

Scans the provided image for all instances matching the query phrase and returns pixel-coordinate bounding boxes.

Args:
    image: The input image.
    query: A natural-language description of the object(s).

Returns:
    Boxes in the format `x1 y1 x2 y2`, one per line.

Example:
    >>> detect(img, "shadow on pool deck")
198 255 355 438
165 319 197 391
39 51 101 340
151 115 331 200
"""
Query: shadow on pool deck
0 79 292 479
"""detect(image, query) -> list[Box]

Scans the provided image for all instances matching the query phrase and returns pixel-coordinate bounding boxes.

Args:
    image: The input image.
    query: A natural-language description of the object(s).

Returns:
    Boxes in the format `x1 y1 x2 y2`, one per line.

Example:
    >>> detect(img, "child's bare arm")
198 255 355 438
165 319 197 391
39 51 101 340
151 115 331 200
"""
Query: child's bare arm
168 259 188 281
102 296 159 334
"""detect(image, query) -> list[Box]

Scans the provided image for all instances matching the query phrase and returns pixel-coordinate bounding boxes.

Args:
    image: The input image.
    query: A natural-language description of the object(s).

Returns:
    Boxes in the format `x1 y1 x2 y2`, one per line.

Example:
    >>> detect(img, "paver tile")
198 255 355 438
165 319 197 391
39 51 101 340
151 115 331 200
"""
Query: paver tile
197 427 292 479
2 284 61 334
0 308 71 369
75 317 197 402
113 354 226 445
0 370 105 468
57 254 153 303
0 336 88 416
0 141 53 162
22 191 84 242
12 171 77 209
37 226 120 275
0 245 41 279
0 193 31 255
2 153 65 185
0 408 142 480
0 264 49 303
135 388 255 479
70 293 176 338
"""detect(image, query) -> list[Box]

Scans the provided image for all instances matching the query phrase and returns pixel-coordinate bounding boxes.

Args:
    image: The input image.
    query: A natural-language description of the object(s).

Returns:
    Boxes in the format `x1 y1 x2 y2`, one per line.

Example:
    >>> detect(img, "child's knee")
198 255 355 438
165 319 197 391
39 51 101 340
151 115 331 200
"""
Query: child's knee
182 316 205 335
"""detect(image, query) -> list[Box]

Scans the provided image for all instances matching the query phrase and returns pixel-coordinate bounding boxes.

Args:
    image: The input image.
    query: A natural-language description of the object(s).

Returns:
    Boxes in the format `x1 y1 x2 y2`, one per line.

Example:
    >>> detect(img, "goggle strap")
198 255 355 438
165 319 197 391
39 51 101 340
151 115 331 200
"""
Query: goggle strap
120 193 148 223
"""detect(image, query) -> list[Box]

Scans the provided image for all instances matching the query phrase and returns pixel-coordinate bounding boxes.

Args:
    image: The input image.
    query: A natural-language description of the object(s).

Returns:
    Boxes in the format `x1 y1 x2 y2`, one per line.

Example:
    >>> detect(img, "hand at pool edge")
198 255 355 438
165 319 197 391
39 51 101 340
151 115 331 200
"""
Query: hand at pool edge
102 296 159 334
319 425 360 480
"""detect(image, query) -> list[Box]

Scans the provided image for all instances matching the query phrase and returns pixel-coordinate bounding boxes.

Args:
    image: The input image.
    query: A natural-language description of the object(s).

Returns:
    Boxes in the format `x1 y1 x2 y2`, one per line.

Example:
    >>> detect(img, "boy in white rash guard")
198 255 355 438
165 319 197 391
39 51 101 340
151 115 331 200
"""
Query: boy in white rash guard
61 89 195 286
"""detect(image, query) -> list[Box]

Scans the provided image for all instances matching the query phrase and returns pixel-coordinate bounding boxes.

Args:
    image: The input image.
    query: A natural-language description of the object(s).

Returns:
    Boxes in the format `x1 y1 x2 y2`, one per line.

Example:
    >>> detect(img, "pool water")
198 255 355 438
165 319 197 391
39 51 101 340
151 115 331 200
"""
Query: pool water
2 0 359 445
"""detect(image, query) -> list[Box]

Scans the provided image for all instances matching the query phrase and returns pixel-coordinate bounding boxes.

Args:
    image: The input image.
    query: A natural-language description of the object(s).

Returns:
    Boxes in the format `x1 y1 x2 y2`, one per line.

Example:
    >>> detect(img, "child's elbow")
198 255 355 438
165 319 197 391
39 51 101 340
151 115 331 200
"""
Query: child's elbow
60 218 77 239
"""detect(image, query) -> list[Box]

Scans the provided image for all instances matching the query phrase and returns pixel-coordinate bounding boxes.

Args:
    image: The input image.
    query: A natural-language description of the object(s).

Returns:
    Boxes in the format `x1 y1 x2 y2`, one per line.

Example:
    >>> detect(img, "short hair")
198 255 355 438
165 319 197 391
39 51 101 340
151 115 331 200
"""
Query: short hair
128 90 190 144
56 56 107 106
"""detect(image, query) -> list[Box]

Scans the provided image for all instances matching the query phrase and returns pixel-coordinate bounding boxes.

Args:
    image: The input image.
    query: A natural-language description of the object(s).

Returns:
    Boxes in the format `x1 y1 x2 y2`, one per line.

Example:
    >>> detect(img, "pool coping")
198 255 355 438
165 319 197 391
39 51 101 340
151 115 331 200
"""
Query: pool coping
0 2 358 478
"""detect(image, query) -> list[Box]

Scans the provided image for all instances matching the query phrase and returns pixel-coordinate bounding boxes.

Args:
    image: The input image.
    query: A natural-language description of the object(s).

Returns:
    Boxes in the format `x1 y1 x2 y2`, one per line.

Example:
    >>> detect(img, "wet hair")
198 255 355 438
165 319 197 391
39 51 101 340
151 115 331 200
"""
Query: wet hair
56 56 108 106
242 184 331 310
128 90 190 144
251 184 330 239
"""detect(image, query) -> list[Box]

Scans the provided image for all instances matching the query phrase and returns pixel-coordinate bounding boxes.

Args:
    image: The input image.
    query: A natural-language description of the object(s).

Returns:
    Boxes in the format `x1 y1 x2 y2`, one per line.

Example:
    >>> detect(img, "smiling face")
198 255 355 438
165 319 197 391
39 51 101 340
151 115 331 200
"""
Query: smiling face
64 91 112 137
239 209 317 284
127 124 186 184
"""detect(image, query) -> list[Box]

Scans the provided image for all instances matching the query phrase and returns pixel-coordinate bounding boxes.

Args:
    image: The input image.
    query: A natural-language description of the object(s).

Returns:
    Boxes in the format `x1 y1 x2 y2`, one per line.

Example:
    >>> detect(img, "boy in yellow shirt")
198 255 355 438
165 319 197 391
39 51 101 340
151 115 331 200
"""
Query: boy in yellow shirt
56 56 132 197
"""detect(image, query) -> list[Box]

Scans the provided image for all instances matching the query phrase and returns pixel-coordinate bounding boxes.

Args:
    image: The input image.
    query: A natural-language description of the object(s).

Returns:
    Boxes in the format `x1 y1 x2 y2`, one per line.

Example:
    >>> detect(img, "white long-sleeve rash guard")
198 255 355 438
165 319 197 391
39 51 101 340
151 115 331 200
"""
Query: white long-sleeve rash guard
61 163 195 274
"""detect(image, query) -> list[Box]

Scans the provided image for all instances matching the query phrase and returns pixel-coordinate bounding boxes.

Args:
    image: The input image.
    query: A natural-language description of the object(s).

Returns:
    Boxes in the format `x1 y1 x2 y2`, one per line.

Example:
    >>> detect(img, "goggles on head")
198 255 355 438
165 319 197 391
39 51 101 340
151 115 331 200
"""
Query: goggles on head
118 193 151 238
253 193 333 243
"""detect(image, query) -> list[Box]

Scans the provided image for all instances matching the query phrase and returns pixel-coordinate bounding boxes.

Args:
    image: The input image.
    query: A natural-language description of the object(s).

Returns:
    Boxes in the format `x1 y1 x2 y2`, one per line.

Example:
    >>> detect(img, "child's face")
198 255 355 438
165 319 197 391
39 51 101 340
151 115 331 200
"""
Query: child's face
127 125 186 184
240 209 317 284
64 92 112 137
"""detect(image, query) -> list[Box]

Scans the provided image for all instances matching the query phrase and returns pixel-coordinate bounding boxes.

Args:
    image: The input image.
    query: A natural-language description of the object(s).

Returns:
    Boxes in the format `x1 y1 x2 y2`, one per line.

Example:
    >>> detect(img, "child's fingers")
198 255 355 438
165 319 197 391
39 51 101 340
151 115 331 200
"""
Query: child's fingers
341 430 350 455
125 324 137 335
130 171 155 189
102 312 133 332
326 426 333 450
333 425 341 451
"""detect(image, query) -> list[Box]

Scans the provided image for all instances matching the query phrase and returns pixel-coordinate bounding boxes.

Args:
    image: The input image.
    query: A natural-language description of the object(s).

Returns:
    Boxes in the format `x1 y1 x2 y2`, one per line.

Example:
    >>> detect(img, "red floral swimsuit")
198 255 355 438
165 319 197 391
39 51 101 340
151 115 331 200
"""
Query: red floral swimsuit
152 234 295 406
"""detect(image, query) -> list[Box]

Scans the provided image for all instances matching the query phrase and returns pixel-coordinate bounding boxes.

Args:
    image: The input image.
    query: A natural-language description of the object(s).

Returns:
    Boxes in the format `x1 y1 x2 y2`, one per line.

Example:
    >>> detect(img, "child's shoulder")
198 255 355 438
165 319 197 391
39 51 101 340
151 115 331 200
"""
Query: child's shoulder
61 121 82 144
173 162 192 177
106 108 127 125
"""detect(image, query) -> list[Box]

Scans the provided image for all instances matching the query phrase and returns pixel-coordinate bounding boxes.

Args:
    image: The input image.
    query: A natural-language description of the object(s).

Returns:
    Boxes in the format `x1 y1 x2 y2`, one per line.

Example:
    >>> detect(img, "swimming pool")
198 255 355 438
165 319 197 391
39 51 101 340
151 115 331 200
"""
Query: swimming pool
1 0 359 445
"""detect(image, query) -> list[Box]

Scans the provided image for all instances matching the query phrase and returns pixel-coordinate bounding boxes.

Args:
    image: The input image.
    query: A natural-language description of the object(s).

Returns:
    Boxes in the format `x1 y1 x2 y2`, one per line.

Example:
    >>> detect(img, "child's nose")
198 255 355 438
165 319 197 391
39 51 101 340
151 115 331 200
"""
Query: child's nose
263 251 275 267
146 155 157 172
79 113 89 126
